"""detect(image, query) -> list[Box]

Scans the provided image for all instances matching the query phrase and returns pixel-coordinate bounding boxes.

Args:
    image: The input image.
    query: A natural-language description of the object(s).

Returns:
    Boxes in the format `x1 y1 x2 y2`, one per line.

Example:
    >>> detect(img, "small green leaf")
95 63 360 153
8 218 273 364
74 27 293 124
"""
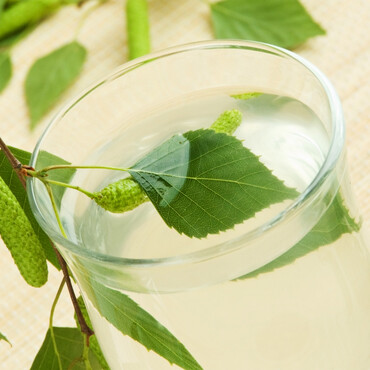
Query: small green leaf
84 278 202 369
0 146 75 269
30 327 101 369
0 51 12 93
129 129 298 238
239 192 361 279
210 0 325 48
25 41 87 128
0 331 11 346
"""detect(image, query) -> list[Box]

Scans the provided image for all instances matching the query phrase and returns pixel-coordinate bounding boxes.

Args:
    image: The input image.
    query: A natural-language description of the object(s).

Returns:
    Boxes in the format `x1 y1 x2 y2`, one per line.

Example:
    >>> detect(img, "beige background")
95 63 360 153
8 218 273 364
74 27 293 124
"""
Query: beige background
0 0 369 368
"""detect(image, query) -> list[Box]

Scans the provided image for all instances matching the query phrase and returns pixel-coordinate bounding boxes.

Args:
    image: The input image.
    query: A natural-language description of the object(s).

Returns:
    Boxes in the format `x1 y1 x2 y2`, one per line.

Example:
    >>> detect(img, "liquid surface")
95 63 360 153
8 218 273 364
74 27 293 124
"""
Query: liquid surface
62 92 328 260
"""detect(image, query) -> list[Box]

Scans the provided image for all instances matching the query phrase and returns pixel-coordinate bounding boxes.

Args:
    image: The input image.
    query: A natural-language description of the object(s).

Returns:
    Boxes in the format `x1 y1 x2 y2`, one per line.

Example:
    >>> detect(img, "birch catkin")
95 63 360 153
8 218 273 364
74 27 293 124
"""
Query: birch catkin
0 0 62 40
0 177 48 287
126 0 151 60
93 177 149 213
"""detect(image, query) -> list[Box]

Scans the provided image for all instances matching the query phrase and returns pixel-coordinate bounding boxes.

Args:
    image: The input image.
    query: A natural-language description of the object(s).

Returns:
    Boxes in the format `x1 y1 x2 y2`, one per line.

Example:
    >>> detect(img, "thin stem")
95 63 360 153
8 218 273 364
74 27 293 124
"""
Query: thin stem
44 183 94 342
52 244 94 343
82 336 93 370
39 164 130 173
44 183 67 238
43 178 95 198
49 279 66 370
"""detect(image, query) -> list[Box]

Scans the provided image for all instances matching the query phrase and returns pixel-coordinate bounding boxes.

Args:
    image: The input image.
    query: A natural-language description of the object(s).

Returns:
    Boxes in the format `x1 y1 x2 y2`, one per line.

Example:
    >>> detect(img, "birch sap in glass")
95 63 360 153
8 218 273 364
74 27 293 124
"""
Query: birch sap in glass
29 42 370 370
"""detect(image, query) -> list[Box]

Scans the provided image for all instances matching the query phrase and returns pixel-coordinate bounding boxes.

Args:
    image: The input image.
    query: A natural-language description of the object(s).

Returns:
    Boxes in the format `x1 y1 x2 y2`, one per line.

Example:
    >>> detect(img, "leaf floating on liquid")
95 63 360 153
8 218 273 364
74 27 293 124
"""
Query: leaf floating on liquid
129 129 298 238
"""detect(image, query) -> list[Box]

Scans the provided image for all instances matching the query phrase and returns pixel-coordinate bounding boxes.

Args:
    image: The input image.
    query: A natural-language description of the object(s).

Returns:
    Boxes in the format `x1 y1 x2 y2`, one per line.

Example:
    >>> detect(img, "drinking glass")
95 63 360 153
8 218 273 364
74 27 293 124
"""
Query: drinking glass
28 41 370 369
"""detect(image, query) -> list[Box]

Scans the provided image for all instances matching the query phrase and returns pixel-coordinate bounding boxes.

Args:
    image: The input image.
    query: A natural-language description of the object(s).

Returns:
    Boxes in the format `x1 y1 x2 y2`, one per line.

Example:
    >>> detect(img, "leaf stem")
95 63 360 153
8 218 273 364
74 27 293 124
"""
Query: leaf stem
44 182 95 343
39 164 130 173
82 337 93 370
44 182 68 238
43 178 95 198
49 279 66 370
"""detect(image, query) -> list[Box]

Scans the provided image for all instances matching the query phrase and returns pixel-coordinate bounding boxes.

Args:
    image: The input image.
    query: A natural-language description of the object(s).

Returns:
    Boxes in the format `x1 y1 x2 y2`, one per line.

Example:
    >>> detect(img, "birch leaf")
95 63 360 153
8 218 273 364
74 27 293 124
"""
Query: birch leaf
25 41 87 129
129 129 298 238
211 0 325 48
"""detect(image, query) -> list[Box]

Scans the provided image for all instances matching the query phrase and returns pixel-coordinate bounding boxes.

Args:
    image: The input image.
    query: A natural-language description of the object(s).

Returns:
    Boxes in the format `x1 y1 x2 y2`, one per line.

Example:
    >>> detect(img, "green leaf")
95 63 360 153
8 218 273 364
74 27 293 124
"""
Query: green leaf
84 278 202 370
30 327 101 370
0 146 75 269
37 150 76 208
210 0 325 48
0 51 11 93
239 192 361 279
0 331 11 346
25 41 87 129
129 129 298 238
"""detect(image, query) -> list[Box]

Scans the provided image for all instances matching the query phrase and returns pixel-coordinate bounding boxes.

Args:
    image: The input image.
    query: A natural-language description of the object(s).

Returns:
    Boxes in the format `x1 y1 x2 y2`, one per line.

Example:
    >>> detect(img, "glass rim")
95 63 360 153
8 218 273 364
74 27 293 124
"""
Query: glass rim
28 39 344 268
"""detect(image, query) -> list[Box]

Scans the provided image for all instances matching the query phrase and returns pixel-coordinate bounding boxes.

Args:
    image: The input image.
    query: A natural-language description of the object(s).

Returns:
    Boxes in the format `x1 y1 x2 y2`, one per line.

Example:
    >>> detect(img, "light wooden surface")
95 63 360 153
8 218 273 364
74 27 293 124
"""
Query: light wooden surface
0 0 369 368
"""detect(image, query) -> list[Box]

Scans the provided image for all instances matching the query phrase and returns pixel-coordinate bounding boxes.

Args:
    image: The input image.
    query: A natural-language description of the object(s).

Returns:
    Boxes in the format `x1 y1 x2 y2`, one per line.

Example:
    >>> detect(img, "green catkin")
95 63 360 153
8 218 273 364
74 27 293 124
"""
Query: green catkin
0 0 63 40
93 177 149 213
75 296 110 370
209 109 242 135
0 177 48 287
126 0 150 60
231 92 262 100
93 109 243 214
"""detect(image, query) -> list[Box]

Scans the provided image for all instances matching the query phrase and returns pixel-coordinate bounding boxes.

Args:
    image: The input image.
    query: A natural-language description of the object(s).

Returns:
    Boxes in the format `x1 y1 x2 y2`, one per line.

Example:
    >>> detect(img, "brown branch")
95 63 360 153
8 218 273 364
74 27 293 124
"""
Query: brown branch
52 245 94 343
0 137 93 344
0 137 26 189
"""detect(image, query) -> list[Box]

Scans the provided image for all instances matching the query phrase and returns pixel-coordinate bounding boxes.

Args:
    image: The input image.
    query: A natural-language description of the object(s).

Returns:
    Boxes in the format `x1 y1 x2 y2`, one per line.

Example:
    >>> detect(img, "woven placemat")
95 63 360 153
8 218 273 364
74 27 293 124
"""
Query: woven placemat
0 0 369 368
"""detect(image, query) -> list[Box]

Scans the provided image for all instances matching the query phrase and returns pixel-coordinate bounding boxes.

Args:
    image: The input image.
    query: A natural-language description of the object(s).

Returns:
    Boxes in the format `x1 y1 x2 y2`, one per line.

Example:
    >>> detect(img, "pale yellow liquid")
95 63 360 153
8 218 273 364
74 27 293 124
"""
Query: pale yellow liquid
84 231 370 370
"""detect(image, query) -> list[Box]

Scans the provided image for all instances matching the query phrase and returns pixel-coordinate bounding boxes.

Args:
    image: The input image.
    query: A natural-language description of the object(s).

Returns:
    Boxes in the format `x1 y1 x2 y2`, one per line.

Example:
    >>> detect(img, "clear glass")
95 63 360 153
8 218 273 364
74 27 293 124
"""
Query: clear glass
28 41 370 369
